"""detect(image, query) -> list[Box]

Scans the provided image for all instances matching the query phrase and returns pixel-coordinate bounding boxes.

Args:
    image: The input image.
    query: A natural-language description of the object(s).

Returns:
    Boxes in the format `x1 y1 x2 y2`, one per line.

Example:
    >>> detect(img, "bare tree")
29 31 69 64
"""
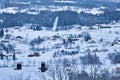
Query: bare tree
47 59 69 80
89 64 101 80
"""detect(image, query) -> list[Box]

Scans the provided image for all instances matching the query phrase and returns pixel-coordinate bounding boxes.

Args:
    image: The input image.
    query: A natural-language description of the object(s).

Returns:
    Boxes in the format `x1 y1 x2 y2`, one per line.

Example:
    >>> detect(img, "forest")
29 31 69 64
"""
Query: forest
0 10 120 28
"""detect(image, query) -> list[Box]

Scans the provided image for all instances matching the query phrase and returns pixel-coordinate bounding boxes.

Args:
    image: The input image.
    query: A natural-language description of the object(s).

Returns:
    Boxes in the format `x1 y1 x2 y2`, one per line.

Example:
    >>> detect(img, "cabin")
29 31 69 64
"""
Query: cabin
88 40 96 44
50 35 60 41
1 40 9 43
14 26 20 29
89 27 96 30
34 52 40 57
99 26 112 29
92 48 99 52
14 50 22 54
111 40 120 46
85 49 91 53
31 24 42 30
28 52 40 57
70 38 79 42
16 36 23 39
4 34 11 39
113 40 120 45
28 54 34 57
74 26 81 30
101 49 108 52
16 36 24 42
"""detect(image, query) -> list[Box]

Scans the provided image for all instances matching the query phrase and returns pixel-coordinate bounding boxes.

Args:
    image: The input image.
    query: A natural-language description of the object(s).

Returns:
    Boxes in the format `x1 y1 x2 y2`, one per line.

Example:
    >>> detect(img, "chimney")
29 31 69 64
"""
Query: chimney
14 63 22 70
39 62 48 72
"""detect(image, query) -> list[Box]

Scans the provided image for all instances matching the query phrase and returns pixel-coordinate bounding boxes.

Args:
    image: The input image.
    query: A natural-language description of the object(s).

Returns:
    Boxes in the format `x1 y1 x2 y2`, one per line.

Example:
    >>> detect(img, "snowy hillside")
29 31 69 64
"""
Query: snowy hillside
0 22 120 79
0 0 120 80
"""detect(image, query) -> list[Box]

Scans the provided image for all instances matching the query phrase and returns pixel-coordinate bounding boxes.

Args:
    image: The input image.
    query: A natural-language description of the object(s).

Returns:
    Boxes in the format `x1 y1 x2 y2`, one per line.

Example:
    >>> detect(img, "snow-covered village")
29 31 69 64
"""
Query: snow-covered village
0 0 120 80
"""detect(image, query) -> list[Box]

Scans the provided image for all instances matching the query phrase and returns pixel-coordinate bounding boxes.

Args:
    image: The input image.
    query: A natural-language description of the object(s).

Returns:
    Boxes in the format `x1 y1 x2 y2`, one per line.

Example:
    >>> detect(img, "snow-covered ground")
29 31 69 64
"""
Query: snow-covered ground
0 22 120 79
0 7 18 14
0 6 105 15
54 0 77 3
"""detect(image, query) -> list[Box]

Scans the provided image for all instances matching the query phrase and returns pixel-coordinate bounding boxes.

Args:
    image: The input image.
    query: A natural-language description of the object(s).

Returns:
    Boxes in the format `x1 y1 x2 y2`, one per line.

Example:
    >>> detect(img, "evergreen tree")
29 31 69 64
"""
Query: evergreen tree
81 31 91 42
7 44 14 53
0 53 3 60
0 29 4 38
13 52 16 60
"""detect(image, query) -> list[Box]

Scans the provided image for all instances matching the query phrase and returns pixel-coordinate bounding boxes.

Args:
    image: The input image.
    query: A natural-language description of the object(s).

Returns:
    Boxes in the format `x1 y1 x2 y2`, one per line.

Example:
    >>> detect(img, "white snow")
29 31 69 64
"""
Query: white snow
0 6 104 15
54 0 77 3
116 8 120 11
0 21 120 79
0 7 19 14
26 11 39 15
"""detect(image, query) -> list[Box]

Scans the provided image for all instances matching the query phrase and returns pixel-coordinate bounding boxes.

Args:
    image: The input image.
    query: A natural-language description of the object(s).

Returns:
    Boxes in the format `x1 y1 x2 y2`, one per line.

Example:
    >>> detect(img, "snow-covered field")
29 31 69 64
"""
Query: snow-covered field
0 6 105 15
0 22 120 79
0 0 120 79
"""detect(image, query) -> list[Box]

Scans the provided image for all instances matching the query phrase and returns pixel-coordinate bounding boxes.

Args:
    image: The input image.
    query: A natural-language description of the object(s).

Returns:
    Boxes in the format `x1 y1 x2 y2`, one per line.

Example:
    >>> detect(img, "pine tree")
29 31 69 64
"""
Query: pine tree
13 52 16 60
0 53 3 60
0 29 4 38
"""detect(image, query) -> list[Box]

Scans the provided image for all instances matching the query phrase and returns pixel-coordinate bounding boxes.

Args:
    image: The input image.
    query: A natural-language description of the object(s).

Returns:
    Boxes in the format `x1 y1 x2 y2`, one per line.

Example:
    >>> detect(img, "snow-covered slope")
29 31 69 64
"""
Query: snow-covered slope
0 22 120 79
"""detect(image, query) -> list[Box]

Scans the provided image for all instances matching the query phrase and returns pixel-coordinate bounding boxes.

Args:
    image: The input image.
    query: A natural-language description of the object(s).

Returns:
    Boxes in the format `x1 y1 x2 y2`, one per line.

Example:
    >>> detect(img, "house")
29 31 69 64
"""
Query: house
115 40 120 45
28 52 40 57
112 40 120 46
101 49 108 52
99 25 112 29
16 36 24 41
1 40 9 43
50 35 60 41
88 40 96 44
70 38 79 42
34 52 40 57
28 54 34 57
92 48 99 52
14 50 22 54
16 36 23 39
14 26 20 29
4 34 11 40
31 24 42 30
89 27 96 30
85 49 91 53
0 43 5 50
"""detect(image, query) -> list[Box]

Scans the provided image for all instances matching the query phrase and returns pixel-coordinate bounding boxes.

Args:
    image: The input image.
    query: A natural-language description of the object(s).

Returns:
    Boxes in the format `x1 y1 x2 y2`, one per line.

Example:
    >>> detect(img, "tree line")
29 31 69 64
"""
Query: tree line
0 10 120 28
